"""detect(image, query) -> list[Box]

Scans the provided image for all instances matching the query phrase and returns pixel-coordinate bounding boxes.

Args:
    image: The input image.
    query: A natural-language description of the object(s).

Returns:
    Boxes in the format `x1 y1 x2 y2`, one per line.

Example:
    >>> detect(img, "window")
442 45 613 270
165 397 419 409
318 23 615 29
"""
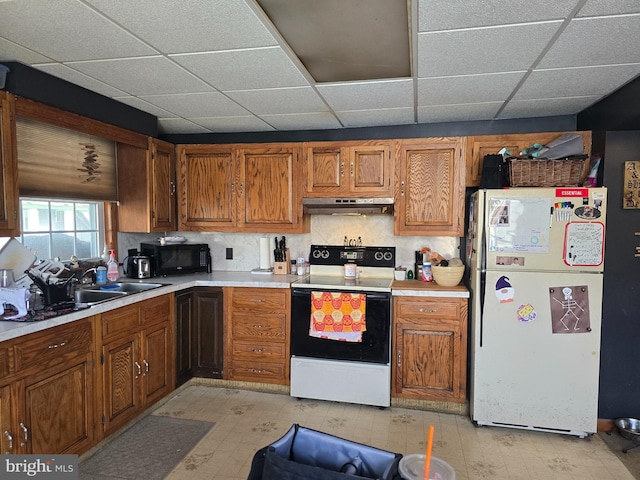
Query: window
19 198 104 260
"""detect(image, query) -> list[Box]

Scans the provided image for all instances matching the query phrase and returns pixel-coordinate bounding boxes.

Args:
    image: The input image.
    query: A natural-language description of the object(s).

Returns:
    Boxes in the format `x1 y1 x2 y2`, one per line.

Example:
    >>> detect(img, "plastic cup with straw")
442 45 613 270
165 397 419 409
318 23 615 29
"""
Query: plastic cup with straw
424 425 434 479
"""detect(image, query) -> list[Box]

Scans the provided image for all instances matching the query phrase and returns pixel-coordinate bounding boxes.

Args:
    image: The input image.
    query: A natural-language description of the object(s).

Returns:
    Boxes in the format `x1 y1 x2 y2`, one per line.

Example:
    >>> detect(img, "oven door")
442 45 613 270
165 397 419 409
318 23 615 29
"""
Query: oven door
290 288 391 364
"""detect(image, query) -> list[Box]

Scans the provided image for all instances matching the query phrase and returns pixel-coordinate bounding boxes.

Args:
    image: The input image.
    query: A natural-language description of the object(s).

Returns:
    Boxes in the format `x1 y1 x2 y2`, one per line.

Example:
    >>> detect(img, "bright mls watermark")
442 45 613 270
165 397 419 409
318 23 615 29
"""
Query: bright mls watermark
0 455 78 479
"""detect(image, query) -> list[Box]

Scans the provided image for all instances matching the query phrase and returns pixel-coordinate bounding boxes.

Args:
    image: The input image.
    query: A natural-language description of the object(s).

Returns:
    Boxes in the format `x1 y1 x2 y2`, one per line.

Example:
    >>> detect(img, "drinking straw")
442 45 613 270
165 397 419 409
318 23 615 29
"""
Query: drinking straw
424 425 434 480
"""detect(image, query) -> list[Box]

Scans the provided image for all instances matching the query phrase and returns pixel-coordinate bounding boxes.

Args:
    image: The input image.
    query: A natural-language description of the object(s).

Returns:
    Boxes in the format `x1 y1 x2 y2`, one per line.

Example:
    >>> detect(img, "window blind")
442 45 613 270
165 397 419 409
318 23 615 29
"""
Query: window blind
16 117 117 201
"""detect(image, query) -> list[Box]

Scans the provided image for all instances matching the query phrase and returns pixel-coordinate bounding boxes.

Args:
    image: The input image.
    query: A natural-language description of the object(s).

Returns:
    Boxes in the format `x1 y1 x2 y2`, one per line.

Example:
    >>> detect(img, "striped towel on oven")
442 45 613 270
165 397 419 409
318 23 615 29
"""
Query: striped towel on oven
309 291 366 342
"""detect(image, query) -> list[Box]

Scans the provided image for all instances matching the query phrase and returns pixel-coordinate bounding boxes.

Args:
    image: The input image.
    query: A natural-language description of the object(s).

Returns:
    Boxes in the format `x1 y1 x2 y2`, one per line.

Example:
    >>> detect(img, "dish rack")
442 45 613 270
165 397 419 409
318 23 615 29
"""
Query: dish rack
508 157 587 187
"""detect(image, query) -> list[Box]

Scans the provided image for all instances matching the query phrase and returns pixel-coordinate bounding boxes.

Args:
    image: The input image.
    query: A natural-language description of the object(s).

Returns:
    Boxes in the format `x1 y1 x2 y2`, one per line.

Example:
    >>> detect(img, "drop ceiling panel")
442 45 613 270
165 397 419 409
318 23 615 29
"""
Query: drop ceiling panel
417 22 562 78
0 0 156 61
137 92 249 118
171 47 309 91
0 38 52 64
191 116 274 133
226 87 329 115
84 0 278 53
538 16 640 68
514 64 640 100
417 72 525 106
259 112 342 130
418 0 576 31
418 103 503 123
577 0 640 17
113 96 178 118
335 108 415 128
67 57 213 96
34 63 128 97
158 118 211 134
498 96 601 119
317 80 413 111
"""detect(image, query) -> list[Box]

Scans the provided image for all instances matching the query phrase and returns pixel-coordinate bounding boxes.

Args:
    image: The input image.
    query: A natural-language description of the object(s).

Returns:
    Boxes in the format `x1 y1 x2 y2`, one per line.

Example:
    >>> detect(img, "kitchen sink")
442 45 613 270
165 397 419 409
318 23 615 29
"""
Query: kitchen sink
103 282 166 293
74 282 168 305
74 289 127 305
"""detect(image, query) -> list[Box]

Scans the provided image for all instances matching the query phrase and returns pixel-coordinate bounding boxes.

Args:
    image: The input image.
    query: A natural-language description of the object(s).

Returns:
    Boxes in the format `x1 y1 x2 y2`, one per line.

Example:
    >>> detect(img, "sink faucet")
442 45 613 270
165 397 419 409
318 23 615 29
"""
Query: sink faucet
79 268 96 285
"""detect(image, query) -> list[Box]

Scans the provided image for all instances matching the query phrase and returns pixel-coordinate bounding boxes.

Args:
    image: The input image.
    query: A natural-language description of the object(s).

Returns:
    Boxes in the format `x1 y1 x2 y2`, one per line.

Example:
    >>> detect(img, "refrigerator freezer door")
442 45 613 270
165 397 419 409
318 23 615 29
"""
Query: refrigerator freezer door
470 269 602 436
482 187 607 273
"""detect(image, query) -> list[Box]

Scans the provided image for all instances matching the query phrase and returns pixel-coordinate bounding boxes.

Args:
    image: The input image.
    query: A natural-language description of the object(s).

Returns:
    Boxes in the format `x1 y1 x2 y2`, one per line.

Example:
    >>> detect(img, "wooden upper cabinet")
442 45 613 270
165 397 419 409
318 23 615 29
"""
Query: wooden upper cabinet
178 143 308 233
394 137 465 236
117 137 176 232
0 91 20 237
177 144 236 231
466 131 592 186
304 141 392 197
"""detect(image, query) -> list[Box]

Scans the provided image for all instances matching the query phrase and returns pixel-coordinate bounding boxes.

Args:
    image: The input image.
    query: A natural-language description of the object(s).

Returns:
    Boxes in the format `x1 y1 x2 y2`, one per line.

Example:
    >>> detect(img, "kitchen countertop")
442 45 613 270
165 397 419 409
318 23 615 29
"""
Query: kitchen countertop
391 279 470 298
0 271 469 343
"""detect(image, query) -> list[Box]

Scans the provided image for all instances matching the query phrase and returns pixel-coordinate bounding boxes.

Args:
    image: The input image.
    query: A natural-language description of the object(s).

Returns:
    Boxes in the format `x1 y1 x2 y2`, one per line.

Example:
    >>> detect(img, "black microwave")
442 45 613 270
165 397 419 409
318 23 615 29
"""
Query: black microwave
140 242 211 276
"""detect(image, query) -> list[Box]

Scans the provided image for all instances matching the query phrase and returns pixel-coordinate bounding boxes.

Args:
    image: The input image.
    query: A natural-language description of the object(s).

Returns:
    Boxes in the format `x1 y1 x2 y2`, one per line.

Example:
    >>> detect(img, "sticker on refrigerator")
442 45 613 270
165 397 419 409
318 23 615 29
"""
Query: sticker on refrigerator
563 222 605 266
549 286 591 334
495 276 514 303
517 303 537 323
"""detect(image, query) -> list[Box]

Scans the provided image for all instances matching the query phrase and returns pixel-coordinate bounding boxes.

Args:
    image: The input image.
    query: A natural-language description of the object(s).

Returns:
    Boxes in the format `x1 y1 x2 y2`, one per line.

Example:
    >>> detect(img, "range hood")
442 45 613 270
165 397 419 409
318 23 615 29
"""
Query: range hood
302 197 394 215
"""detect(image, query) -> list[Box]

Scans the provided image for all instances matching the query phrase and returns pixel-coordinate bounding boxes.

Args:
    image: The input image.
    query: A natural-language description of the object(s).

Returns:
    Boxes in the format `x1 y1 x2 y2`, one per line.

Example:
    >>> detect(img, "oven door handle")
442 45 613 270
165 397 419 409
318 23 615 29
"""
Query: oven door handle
363 292 391 300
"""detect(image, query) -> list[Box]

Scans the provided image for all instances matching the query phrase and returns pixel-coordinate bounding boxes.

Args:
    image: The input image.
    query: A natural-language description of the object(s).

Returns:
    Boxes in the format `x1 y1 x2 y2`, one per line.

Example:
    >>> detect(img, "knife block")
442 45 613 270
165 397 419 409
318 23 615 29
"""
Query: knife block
274 248 290 275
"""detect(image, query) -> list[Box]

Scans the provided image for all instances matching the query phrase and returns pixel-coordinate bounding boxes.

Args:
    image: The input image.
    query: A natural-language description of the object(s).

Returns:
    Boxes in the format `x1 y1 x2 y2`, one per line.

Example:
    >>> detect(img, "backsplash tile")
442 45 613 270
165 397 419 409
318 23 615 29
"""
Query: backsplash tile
118 215 460 272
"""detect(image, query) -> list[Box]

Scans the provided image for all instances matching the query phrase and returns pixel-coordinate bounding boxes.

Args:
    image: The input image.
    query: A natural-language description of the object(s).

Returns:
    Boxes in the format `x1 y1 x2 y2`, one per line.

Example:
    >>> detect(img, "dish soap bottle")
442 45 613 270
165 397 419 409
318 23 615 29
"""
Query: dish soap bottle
106 249 119 282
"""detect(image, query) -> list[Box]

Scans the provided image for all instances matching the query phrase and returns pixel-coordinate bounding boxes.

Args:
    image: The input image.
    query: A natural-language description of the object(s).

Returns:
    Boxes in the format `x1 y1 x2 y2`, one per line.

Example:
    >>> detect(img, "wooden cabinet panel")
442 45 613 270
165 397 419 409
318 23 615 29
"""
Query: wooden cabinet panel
393 296 468 403
0 91 20 237
22 357 94 454
141 323 171 405
175 291 194 386
117 137 177 232
14 321 92 373
304 141 392 197
395 137 465 236
465 131 592 187
101 303 139 339
140 294 171 326
102 332 138 433
224 287 290 385
193 289 223 378
0 385 13 454
178 145 236 230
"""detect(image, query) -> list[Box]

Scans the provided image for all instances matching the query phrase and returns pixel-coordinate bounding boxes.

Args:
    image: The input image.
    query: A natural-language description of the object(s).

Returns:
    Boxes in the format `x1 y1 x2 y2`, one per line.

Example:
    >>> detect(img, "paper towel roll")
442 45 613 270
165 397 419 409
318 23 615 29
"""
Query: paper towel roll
259 237 271 269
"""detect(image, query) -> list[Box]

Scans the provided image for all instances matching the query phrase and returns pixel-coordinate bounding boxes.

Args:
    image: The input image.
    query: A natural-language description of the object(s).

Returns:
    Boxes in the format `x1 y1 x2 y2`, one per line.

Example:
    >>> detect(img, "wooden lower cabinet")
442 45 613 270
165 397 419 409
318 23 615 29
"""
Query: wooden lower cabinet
176 287 224 386
224 287 290 385
100 295 174 436
393 296 468 403
0 317 96 455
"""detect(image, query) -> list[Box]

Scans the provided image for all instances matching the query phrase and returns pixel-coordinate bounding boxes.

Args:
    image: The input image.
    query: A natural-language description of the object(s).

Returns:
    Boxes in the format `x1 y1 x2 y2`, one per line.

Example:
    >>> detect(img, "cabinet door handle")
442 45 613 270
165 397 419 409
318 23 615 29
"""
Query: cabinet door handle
135 361 142 379
48 340 69 349
143 359 149 375
251 348 265 353
251 324 266 329
340 161 345 177
250 298 265 303
238 182 244 195
4 431 12 453
401 181 405 196
250 368 266 373
19 423 28 447
419 308 437 313
397 351 402 367
170 181 176 195
350 162 354 177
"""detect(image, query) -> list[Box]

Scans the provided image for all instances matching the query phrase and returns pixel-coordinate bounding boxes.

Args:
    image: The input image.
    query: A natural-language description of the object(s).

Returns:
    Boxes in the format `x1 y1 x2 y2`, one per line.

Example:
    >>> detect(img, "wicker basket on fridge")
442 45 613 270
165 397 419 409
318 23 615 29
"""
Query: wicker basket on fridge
508 157 587 187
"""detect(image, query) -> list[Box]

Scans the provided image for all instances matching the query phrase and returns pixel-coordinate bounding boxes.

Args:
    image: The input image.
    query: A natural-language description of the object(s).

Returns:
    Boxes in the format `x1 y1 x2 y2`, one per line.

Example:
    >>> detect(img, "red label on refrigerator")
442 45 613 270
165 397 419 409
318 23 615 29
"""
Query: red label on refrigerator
556 188 589 197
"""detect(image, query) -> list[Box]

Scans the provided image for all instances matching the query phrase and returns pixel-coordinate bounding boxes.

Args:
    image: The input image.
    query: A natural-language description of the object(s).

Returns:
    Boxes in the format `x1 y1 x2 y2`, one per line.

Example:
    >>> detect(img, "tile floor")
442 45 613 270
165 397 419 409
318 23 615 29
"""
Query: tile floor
153 385 633 480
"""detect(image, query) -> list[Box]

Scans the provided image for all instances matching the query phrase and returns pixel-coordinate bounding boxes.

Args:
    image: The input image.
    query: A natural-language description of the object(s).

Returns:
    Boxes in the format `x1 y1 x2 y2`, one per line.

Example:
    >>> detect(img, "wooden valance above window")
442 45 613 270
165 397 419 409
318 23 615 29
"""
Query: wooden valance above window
16 117 117 201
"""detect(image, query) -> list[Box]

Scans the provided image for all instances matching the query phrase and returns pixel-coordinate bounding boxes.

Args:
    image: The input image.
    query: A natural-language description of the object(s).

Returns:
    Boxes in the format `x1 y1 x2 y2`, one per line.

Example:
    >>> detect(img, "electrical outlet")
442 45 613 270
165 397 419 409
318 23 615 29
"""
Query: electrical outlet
226 247 233 260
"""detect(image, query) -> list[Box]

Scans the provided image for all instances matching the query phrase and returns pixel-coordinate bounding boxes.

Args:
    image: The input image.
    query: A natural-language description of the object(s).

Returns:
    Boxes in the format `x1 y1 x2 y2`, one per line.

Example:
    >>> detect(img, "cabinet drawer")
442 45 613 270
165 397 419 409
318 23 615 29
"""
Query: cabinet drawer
232 340 285 362
231 289 288 312
101 304 139 339
141 295 171 325
0 345 12 377
14 320 93 373
232 313 286 339
394 298 461 319
230 361 286 382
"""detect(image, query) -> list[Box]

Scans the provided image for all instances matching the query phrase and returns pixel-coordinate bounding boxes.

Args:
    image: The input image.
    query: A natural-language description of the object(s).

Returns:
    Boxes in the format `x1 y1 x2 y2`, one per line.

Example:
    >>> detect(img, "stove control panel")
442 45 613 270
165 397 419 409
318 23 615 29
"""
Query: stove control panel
310 245 395 267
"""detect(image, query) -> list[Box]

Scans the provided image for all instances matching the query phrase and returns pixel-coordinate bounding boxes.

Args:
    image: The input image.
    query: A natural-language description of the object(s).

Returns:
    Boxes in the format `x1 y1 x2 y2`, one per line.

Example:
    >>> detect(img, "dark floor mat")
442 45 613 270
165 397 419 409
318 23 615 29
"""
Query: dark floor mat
80 414 214 480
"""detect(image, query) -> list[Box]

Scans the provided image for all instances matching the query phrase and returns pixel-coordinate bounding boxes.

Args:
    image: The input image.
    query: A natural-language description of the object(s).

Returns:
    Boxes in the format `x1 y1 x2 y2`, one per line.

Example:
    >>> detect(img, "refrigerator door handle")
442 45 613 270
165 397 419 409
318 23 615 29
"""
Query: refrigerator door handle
479 190 488 347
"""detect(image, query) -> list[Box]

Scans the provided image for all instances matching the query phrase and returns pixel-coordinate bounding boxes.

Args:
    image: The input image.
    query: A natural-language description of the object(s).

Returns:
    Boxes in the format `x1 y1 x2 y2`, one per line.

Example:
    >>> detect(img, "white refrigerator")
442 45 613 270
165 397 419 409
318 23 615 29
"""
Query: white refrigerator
467 187 607 438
